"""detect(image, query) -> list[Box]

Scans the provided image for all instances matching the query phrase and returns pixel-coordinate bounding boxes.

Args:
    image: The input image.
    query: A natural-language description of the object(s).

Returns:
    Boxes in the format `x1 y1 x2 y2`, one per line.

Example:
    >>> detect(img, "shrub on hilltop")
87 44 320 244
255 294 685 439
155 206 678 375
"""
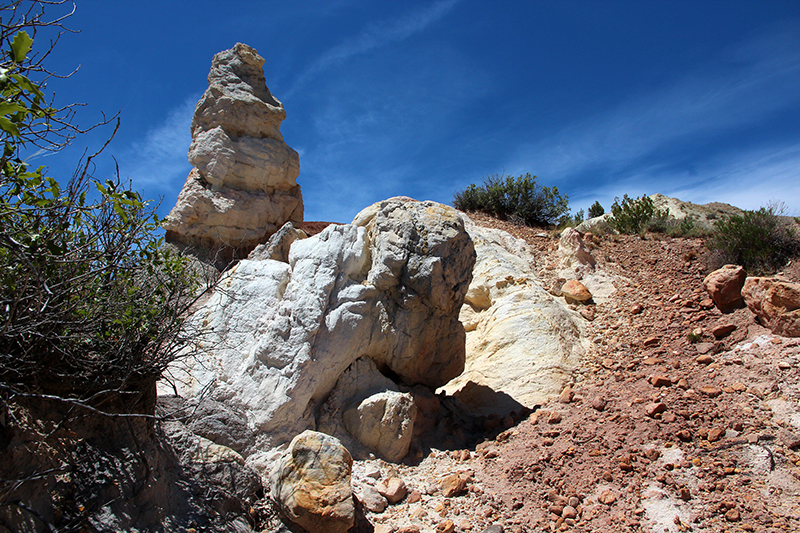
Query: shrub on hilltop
707 203 799 274
608 194 670 235
588 200 605 218
453 173 570 227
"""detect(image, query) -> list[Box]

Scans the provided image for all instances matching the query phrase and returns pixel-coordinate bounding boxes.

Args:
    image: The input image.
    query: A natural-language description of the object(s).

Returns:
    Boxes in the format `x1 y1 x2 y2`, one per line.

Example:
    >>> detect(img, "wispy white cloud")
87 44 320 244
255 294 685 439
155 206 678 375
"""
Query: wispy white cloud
286 0 461 96
509 27 800 190
118 95 198 198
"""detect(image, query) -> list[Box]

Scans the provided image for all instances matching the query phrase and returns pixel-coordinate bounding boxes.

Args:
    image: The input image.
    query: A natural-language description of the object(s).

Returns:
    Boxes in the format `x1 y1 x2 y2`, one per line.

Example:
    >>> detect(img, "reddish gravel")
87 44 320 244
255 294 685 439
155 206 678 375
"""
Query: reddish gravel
365 213 800 533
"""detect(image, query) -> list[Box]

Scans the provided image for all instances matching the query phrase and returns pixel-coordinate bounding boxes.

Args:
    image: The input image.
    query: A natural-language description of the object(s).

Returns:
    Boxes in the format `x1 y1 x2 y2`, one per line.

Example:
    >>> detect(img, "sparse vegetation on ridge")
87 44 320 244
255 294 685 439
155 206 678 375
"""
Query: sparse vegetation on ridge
707 202 799 274
588 200 604 218
452 173 570 227
608 194 670 235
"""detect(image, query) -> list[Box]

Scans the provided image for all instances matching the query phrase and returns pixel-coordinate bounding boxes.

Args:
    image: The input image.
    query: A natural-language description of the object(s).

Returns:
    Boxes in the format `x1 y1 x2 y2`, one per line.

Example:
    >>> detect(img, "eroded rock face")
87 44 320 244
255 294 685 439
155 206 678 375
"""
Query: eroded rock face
168 198 475 460
440 219 586 415
163 43 302 256
270 431 354 533
742 277 800 337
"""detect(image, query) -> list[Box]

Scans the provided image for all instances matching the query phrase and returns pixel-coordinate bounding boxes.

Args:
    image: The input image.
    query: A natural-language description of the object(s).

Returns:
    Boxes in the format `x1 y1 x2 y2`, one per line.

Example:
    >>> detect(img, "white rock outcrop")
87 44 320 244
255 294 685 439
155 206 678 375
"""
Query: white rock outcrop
163 43 302 255
167 198 475 462
440 219 586 415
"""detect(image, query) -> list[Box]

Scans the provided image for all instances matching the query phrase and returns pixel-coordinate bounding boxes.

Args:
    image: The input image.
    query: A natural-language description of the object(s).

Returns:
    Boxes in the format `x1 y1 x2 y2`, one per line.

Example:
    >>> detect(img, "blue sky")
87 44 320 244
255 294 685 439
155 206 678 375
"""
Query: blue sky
31 0 800 222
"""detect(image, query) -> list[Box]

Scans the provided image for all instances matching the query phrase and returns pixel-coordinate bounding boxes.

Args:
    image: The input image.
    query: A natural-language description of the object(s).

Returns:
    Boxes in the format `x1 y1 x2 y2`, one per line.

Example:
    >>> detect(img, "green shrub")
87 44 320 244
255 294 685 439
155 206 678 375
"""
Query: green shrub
707 204 799 274
588 201 605 218
0 14 199 400
608 194 670 235
453 173 569 227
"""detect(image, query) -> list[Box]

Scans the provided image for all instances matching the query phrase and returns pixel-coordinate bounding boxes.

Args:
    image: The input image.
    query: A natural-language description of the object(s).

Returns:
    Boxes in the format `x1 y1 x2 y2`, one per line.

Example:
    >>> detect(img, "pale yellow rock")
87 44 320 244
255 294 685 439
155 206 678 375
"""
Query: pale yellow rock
270 431 354 533
441 219 585 415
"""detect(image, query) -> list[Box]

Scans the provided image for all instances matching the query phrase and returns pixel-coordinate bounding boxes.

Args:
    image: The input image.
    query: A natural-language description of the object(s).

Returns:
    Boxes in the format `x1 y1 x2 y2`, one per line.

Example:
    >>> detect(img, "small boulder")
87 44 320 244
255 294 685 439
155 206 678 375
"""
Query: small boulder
561 280 592 303
742 277 800 337
270 431 354 533
703 265 746 312
343 391 417 462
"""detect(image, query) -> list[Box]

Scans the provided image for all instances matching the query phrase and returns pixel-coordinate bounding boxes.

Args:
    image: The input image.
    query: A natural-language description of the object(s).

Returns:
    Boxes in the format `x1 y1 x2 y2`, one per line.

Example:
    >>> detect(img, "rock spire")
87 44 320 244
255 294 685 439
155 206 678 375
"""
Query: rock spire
163 43 303 258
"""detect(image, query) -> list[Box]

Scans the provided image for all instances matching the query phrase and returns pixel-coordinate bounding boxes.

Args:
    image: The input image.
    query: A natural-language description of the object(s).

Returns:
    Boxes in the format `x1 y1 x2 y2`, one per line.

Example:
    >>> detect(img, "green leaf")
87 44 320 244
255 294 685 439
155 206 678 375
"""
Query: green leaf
0 102 28 116
0 116 20 137
10 31 33 64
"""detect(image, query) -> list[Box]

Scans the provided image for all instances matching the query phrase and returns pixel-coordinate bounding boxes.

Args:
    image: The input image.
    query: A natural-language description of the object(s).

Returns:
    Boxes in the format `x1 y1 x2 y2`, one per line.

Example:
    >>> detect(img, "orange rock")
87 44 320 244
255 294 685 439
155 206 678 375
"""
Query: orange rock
562 280 593 303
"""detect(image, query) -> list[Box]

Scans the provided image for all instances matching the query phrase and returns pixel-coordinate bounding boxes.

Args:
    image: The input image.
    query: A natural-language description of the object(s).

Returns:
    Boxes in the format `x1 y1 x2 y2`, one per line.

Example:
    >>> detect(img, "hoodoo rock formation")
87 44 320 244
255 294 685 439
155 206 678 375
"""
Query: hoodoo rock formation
163 43 302 257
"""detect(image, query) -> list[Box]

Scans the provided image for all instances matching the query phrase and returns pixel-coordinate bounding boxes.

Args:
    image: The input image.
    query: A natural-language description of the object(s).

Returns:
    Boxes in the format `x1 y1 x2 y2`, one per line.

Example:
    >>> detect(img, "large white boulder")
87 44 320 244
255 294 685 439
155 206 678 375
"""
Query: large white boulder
167 198 475 461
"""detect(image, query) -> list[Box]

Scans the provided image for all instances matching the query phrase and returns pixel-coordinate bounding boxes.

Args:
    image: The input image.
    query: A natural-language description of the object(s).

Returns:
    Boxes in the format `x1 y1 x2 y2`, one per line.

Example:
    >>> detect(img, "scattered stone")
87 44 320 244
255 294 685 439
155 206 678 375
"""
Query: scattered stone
559 386 574 403
598 490 617 505
407 489 422 503
643 336 660 347
707 428 725 442
440 473 469 497
695 342 715 355
678 487 691 501
343 390 417 462
591 397 607 411
700 386 723 398
676 430 692 442
436 520 456 533
630 303 644 315
548 411 563 424
711 323 736 339
377 477 408 504
562 505 578 519
397 526 421 533
676 378 689 389
696 354 714 365
645 402 668 417
562 280 593 303
360 484 388 513
270 431 354 533
724 508 741 522
650 375 672 387
703 265 746 312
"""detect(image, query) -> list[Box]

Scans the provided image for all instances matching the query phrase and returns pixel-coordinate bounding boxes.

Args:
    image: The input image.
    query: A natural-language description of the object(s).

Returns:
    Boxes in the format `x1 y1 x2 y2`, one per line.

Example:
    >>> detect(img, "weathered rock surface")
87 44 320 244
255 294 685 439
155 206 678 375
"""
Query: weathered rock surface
440 219 585 415
270 430 354 533
742 277 800 337
343 391 417 463
167 198 475 461
704 264 746 312
163 43 302 256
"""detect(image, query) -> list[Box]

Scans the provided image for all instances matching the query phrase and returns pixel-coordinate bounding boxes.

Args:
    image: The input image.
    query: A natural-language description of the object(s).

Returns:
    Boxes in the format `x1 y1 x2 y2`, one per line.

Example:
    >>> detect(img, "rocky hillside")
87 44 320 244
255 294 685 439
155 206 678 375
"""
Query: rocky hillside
355 213 800 533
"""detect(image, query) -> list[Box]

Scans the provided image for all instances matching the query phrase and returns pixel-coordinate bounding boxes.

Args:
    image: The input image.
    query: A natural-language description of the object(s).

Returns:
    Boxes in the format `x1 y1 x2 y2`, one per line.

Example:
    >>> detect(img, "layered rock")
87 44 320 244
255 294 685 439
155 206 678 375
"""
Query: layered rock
742 277 800 337
168 198 475 462
440 219 586 415
163 43 302 256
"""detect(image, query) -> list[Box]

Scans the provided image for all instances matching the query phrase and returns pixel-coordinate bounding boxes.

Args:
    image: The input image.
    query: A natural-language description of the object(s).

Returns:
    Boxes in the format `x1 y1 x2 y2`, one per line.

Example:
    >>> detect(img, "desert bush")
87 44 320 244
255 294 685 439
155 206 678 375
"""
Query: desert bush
608 194 670 235
453 173 569 227
588 201 604 218
0 2 200 402
706 203 799 274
